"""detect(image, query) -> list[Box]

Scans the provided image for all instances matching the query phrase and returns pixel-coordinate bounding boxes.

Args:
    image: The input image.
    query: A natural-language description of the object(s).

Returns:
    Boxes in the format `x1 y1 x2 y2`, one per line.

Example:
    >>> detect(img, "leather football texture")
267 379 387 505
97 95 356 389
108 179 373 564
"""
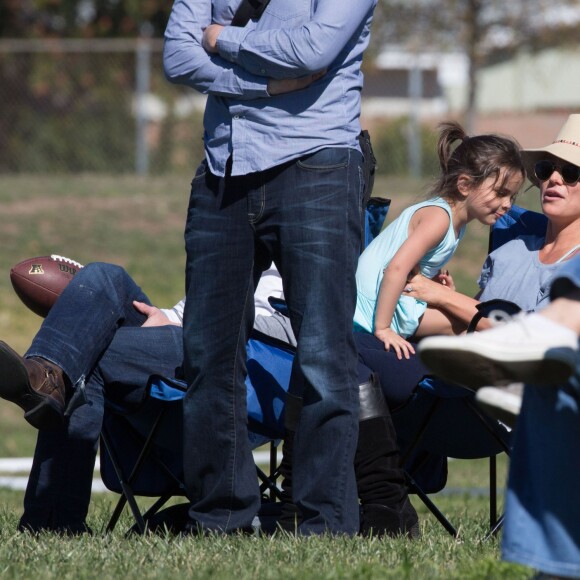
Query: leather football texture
10 255 84 317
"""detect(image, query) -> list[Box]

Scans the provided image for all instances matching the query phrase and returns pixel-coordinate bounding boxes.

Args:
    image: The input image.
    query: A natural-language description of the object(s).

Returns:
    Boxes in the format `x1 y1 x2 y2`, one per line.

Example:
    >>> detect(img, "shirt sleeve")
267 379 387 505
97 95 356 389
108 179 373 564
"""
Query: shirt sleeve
216 1 375 79
160 298 185 326
163 0 270 99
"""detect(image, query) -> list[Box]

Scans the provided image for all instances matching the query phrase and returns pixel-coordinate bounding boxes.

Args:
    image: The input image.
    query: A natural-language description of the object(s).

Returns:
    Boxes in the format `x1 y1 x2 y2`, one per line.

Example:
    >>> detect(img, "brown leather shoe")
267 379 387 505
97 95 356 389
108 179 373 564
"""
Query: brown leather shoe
0 341 67 430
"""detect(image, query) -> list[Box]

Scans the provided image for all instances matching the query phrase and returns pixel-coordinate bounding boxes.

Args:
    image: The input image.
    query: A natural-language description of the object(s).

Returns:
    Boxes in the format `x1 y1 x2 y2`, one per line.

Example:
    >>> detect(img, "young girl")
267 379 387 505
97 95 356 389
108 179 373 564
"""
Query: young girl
354 121 525 360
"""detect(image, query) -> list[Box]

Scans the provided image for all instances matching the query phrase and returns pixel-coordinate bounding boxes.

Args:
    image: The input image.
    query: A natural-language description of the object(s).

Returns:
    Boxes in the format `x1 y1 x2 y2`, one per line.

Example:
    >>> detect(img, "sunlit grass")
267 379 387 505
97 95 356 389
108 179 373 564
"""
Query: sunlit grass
0 174 536 578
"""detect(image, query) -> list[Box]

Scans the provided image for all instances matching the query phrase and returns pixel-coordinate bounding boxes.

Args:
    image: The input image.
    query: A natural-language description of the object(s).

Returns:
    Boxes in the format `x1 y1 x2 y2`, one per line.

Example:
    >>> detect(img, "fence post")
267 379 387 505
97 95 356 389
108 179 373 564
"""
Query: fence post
408 60 423 179
135 28 152 175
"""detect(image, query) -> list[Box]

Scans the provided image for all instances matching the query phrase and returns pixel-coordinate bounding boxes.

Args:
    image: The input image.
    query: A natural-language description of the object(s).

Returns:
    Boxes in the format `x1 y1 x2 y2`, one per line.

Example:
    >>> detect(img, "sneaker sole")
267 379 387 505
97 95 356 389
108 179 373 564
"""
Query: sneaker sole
476 389 521 429
419 345 575 389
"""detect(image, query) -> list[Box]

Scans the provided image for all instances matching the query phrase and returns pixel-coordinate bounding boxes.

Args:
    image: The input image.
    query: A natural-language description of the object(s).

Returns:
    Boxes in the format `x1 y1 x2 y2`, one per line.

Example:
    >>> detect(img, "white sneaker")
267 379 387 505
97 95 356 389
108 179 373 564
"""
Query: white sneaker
476 384 523 429
418 313 578 389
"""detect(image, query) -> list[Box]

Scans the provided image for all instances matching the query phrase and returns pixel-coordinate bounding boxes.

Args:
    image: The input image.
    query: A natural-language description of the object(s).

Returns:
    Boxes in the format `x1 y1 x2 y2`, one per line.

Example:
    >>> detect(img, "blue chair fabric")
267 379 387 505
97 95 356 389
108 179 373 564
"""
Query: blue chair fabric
99 332 295 533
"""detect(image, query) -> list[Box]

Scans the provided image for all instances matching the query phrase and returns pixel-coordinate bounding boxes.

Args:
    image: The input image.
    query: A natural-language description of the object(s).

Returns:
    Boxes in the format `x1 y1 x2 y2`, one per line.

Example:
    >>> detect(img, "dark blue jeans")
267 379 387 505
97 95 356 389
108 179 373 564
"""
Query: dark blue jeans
20 263 184 533
354 332 429 410
182 148 363 535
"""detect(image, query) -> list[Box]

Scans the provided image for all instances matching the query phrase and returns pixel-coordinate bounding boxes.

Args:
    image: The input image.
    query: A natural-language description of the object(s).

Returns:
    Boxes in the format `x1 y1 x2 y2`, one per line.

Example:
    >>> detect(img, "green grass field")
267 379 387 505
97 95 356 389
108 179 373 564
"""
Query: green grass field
0 174 540 578
0 476 533 579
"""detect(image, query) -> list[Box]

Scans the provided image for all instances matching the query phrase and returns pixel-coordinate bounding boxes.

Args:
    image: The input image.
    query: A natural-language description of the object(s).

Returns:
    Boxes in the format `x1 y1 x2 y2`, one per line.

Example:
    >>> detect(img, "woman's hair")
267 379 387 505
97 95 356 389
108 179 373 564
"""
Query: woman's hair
427 121 525 202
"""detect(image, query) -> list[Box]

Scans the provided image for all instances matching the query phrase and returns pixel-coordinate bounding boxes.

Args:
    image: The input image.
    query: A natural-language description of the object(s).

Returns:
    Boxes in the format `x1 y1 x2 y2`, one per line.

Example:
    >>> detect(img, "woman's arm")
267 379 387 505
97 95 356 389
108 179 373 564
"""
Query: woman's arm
403 274 492 333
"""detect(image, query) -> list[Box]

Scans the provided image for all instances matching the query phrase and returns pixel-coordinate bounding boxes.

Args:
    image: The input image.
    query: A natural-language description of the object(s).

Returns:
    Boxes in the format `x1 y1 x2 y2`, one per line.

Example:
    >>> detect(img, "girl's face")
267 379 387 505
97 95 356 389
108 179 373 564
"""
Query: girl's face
464 167 523 226
538 156 580 225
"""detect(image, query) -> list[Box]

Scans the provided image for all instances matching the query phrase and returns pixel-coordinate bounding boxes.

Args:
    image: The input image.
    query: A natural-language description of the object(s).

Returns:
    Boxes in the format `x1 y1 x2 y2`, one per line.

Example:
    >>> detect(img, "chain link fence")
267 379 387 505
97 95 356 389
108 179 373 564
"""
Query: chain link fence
0 38 438 176
0 38 206 175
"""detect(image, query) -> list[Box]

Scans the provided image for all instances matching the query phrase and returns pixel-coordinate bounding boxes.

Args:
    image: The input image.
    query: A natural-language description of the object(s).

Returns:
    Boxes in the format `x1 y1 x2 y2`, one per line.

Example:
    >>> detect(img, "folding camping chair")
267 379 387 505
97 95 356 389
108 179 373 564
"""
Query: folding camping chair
99 330 295 535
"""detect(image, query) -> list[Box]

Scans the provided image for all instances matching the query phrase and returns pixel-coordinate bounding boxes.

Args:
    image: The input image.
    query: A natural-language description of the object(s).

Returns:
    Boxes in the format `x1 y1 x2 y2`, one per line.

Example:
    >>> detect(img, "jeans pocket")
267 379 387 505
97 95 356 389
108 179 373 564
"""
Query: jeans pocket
297 148 349 172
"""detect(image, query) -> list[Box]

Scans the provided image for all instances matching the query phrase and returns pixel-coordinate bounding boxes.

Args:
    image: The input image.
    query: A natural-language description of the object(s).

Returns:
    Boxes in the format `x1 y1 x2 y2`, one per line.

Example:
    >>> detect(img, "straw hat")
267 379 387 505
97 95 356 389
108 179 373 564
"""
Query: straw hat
521 114 580 184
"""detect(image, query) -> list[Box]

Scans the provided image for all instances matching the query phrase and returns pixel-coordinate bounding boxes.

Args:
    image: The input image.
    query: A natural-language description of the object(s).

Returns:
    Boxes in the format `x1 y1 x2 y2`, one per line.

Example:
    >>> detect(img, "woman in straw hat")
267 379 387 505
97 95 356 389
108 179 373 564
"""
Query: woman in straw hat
418 114 580 579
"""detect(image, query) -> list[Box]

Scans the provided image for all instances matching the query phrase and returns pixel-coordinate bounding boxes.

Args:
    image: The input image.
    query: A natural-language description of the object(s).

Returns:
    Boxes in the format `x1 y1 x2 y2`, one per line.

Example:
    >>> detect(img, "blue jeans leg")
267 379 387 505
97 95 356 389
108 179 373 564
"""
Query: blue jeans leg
502 383 580 577
182 163 261 532
19 263 184 531
184 149 362 534
26 262 150 384
354 332 428 409
251 148 363 534
20 325 183 532
19 372 104 534
182 148 363 534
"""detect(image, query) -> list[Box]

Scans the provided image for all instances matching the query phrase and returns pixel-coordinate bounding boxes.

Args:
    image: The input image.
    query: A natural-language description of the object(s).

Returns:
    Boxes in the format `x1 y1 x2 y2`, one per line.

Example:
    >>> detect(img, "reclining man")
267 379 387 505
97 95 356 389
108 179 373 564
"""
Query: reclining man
0 261 416 536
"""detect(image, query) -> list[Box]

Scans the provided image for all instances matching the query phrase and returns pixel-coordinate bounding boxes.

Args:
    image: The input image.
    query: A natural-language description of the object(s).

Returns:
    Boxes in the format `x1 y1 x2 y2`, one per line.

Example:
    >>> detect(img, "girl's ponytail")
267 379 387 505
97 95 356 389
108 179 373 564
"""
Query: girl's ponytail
428 121 524 203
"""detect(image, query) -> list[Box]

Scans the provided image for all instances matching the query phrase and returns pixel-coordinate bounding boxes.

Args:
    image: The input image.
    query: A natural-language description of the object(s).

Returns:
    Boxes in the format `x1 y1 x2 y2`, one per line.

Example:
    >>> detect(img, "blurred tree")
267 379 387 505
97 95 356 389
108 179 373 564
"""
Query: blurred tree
372 0 580 130
0 0 173 38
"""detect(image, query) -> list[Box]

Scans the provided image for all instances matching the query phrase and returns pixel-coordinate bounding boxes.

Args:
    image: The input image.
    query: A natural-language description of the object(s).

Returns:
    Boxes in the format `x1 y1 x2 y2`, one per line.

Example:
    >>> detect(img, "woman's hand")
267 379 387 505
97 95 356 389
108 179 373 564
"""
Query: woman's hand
434 269 455 291
133 301 179 328
374 327 416 360
402 272 453 307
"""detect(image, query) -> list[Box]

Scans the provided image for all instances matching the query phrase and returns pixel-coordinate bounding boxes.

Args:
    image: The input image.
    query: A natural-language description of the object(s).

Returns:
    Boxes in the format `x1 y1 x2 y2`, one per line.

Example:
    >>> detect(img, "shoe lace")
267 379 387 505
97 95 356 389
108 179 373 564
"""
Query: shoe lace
38 366 63 393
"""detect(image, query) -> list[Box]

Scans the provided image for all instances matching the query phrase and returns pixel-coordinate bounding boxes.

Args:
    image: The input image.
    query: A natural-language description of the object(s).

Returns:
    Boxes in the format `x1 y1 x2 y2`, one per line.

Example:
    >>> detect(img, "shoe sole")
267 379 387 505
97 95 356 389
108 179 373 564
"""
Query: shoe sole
0 342 64 430
419 345 576 389
476 388 521 429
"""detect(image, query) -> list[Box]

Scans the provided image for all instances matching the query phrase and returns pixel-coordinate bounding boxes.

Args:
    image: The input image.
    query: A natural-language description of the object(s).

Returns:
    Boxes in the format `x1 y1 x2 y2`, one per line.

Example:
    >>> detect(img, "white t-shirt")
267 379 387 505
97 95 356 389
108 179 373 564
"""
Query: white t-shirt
161 264 284 325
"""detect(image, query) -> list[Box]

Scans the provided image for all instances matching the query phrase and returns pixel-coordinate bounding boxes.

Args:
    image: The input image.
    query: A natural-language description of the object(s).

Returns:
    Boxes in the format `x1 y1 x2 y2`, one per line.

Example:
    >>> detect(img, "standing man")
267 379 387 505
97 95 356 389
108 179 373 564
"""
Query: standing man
163 0 377 536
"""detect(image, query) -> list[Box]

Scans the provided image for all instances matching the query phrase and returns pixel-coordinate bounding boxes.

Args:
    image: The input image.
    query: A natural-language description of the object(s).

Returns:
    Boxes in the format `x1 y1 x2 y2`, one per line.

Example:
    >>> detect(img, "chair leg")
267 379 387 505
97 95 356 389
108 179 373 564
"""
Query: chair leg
484 513 505 541
257 464 283 501
101 407 169 534
463 398 511 539
405 472 458 538
489 455 497 529
276 394 304 532
101 431 147 534
126 495 172 536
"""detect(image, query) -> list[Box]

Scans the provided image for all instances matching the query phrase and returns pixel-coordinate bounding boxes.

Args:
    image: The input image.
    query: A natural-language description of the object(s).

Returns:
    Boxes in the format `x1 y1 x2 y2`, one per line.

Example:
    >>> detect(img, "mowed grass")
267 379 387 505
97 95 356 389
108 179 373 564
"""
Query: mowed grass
0 482 533 580
0 174 540 578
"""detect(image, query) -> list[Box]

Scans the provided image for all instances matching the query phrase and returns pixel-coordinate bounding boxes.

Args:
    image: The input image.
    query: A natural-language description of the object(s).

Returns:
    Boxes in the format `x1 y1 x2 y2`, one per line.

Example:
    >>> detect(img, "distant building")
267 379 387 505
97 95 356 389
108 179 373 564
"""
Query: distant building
361 46 468 119
477 47 580 113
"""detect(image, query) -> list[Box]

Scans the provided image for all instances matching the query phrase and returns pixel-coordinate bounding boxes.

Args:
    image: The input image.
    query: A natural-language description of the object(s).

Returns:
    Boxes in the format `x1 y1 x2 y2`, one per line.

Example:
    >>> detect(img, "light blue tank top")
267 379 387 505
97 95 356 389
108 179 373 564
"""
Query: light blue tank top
354 197 465 337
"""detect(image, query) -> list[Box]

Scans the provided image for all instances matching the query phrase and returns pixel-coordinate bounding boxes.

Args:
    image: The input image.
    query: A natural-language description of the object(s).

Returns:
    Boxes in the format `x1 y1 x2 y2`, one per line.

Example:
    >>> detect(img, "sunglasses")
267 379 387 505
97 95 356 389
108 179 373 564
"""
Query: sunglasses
534 159 580 185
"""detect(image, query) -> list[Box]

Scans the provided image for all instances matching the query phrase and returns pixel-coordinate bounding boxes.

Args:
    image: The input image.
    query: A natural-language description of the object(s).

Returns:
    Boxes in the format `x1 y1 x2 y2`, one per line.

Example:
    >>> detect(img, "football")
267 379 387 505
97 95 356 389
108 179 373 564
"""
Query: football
10 255 84 317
